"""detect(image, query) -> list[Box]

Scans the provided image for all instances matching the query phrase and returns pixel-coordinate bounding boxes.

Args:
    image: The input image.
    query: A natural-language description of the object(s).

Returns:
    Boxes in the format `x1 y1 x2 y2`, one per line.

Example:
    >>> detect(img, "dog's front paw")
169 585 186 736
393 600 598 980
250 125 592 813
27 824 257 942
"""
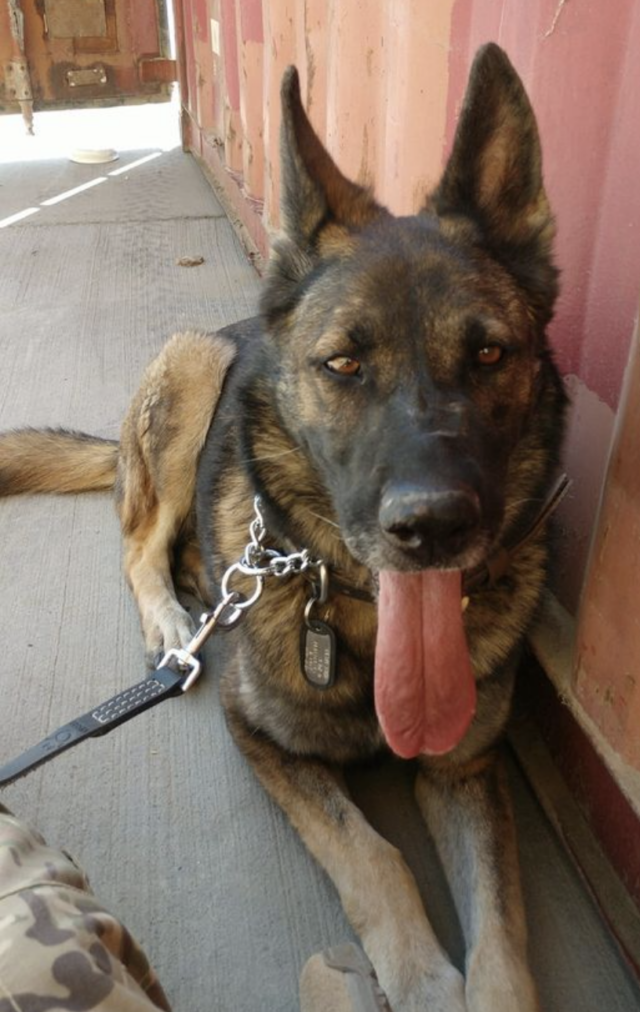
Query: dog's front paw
300 945 466 1012
465 949 540 1012
383 962 466 1012
143 603 196 668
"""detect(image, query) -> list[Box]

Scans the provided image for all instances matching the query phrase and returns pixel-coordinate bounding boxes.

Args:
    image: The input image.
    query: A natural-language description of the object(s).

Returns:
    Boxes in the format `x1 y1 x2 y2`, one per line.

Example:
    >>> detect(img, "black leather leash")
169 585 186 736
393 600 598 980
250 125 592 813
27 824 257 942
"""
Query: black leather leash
0 477 570 789
0 592 249 789
0 665 185 788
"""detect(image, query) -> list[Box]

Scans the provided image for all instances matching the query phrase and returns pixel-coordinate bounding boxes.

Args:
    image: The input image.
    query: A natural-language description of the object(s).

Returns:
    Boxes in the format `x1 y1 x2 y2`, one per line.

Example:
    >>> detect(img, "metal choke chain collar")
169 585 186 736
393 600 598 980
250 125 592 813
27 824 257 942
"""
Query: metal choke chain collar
164 496 327 691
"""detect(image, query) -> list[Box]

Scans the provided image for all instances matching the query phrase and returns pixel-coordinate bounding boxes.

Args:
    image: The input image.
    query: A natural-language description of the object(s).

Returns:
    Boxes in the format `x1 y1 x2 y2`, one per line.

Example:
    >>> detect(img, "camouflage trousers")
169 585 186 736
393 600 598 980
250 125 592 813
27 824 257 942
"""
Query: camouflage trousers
0 804 170 1012
0 804 392 1012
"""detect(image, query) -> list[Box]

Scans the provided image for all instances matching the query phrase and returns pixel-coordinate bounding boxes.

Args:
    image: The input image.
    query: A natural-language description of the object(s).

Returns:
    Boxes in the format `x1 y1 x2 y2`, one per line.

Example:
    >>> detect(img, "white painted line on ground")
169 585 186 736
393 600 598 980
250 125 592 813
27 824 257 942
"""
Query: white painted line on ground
108 151 162 176
0 207 41 228
40 177 107 206
0 151 164 228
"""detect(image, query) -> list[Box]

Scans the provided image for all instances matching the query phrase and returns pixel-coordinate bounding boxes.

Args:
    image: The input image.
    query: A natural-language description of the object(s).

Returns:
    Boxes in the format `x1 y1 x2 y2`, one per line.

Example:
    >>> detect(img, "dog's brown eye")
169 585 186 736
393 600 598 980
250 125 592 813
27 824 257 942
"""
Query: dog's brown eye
476 345 505 367
325 356 361 377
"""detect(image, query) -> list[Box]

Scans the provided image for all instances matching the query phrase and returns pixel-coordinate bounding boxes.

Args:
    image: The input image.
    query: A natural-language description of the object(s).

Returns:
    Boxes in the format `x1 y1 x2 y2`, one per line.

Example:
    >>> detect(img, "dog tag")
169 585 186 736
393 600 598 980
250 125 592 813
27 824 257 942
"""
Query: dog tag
301 619 336 689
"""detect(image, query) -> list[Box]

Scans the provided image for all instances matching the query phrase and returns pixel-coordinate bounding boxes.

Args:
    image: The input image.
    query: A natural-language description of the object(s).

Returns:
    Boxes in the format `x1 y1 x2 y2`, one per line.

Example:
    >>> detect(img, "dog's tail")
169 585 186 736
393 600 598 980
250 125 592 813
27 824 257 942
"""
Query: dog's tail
0 428 118 496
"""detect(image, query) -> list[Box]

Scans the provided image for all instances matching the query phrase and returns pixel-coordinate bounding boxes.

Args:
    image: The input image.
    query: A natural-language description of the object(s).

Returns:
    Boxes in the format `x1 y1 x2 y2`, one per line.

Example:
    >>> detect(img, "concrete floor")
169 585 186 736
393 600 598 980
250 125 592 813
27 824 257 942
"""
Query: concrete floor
0 116 639 1011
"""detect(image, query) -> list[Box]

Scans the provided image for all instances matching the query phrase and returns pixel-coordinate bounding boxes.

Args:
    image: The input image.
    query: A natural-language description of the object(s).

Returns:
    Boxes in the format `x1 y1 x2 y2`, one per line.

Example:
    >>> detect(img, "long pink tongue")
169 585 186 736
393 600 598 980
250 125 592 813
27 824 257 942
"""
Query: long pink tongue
374 570 476 758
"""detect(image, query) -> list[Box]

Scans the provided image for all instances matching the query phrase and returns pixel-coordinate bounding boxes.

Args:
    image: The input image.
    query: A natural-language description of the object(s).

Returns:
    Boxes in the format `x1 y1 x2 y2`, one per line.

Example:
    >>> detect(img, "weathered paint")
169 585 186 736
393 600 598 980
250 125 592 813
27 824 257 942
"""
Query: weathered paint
518 661 640 920
556 377 615 611
180 0 457 243
574 331 640 767
236 0 264 196
220 0 241 172
2 0 34 132
375 0 454 214
261 0 298 229
238 0 262 43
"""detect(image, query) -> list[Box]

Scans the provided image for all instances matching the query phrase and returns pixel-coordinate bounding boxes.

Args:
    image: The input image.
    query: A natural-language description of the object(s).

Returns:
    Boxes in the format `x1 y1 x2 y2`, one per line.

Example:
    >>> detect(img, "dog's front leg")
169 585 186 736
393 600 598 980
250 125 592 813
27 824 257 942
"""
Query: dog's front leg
416 753 540 1012
226 706 466 1012
117 331 235 664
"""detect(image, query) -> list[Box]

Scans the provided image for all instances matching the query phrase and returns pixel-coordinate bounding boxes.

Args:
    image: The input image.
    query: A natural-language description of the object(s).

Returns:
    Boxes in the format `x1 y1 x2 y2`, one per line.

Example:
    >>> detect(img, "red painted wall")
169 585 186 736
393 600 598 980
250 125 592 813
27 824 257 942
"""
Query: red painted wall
448 0 640 410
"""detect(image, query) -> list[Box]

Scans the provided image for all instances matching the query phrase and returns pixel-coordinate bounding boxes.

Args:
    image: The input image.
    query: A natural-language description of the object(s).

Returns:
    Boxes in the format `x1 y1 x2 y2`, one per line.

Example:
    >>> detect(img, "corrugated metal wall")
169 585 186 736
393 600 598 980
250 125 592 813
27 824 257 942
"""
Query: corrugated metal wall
175 0 458 250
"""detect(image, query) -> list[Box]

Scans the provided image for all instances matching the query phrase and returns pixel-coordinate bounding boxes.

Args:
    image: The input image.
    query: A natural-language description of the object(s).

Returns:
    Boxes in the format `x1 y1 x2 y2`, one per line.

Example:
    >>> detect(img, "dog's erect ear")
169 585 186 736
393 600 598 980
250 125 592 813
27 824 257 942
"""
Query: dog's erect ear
262 69 385 324
428 44 557 324
279 67 383 246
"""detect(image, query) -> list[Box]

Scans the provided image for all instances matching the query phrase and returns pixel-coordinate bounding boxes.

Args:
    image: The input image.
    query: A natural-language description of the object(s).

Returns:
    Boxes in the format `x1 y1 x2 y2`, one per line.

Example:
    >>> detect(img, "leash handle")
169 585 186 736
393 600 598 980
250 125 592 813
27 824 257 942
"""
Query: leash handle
0 666 183 789
0 498 313 790
0 587 255 789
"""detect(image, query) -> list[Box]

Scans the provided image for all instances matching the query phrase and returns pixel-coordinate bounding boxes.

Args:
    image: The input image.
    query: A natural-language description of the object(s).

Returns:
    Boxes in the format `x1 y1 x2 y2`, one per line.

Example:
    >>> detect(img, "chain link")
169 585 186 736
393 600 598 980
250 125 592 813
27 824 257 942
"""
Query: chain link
222 497 320 604
238 496 320 580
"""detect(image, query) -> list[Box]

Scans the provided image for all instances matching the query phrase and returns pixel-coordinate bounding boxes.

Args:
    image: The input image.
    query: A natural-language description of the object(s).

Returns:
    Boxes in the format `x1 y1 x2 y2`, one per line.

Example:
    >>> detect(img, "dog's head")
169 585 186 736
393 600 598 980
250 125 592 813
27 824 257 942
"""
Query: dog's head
260 43 560 577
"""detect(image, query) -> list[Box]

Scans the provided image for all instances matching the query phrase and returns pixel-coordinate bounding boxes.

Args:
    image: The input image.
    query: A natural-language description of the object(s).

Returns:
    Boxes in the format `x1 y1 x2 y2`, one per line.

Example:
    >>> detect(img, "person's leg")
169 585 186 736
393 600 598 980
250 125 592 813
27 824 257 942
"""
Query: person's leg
0 803 394 1012
0 804 171 1011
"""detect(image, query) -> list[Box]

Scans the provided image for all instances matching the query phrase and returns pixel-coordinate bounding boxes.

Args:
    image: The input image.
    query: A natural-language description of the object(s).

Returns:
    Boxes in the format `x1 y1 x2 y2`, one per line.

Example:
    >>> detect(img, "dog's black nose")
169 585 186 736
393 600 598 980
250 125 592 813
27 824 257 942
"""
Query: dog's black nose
379 483 481 561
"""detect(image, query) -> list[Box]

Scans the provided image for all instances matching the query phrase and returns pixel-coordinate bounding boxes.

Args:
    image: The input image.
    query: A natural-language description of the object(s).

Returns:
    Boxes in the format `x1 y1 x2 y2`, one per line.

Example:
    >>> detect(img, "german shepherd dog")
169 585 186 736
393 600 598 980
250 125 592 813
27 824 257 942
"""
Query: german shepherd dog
0 44 566 1011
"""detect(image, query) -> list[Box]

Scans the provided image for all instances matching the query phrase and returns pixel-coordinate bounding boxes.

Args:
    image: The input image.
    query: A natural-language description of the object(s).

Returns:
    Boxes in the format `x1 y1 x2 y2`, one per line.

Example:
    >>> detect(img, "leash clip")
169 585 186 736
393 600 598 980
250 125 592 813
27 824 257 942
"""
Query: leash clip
158 592 246 693
160 647 202 693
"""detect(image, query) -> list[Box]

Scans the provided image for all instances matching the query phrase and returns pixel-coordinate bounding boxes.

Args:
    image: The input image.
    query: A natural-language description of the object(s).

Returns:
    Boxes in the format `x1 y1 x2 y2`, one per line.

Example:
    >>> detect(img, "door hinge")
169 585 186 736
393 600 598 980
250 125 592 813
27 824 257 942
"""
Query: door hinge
4 60 33 101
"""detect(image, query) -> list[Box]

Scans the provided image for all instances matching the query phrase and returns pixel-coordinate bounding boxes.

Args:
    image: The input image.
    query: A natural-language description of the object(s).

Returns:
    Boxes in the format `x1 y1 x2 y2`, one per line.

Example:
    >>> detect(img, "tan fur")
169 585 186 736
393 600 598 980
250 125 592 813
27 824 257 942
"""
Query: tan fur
0 429 118 496
0 339 546 1010
226 702 466 1011
0 330 546 1012
116 331 236 661
0 331 235 664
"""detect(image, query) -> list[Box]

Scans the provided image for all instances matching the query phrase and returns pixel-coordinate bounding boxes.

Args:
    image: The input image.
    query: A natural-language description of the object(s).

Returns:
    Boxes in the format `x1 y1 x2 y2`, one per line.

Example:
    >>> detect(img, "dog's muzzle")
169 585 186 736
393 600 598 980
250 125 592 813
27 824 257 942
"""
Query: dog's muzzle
379 482 482 566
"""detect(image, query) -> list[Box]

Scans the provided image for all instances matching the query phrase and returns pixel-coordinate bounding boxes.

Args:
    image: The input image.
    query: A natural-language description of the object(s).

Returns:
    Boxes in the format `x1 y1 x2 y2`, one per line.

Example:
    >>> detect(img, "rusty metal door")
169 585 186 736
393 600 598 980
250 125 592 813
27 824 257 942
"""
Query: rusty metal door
1 0 176 131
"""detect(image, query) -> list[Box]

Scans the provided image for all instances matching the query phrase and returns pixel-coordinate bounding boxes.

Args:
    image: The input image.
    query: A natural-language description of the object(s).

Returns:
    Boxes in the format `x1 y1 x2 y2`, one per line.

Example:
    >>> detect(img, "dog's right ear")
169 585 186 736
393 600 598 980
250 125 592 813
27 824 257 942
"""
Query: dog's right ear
279 67 384 247
263 69 385 323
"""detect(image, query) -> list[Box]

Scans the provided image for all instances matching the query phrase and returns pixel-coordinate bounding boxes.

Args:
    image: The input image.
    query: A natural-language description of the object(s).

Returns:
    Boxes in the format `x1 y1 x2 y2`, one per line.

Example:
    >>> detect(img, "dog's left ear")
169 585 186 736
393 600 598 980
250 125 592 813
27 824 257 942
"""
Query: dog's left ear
428 44 557 325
